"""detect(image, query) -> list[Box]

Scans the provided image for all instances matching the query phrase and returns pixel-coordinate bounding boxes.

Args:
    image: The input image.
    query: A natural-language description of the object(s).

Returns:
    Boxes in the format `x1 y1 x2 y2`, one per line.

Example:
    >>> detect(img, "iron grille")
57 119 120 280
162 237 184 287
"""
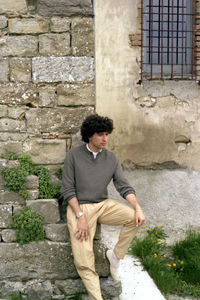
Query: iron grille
141 0 195 80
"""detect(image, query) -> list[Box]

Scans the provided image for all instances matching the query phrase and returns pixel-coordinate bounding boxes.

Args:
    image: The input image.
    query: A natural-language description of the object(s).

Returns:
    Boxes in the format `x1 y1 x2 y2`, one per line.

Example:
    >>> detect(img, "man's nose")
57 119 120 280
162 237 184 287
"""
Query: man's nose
103 134 108 141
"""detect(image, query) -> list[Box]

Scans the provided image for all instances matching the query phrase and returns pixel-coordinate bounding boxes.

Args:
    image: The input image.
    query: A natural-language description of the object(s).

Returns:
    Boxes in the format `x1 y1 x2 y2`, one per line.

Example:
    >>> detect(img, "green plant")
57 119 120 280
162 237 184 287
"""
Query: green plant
10 206 45 245
1 152 61 200
55 167 63 180
171 230 200 285
10 293 21 300
130 226 200 297
34 165 61 199
2 152 19 160
2 167 27 193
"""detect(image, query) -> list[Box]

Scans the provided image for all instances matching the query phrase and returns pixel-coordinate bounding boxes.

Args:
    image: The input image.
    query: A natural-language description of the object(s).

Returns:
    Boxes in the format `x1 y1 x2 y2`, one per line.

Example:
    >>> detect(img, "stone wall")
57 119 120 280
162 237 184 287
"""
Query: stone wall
0 0 95 168
0 159 122 299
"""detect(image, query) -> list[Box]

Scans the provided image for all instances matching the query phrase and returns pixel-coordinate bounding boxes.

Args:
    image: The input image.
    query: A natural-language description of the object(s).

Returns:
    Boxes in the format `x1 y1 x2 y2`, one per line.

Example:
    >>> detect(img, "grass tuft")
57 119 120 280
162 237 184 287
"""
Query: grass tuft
130 226 200 297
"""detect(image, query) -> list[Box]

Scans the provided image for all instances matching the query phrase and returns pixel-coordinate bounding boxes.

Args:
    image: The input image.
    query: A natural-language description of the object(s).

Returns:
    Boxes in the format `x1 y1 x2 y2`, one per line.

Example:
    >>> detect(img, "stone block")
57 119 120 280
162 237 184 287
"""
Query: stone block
55 278 121 299
44 224 68 242
39 86 57 107
0 118 25 132
0 105 7 117
25 175 39 190
37 0 93 17
0 159 7 168
39 33 70 56
0 36 38 57
23 138 66 164
0 0 27 14
57 83 94 106
0 240 109 281
0 175 4 190
0 83 38 105
26 199 61 224
13 206 23 214
0 142 23 157
50 175 61 187
1 229 16 242
25 107 93 134
0 16 7 29
0 191 25 205
7 106 27 119
27 190 39 200
32 56 94 83
50 17 70 32
0 59 8 82
72 18 94 56
0 205 12 228
8 18 49 34
10 58 31 83
0 133 27 142
7 160 20 167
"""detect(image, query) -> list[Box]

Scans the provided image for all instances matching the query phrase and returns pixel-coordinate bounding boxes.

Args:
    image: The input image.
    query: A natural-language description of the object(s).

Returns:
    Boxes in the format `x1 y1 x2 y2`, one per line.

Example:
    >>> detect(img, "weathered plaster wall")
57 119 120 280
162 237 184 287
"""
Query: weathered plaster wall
95 0 200 170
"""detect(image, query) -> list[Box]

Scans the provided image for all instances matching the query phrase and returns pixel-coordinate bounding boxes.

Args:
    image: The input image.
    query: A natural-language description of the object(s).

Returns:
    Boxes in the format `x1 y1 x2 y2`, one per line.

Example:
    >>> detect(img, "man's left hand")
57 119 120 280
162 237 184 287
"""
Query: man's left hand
135 210 145 227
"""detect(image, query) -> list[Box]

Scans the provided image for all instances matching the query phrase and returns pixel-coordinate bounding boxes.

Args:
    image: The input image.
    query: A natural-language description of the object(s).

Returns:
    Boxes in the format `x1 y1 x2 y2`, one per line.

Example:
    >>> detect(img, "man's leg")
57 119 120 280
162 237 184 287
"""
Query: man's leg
98 199 138 259
67 204 104 300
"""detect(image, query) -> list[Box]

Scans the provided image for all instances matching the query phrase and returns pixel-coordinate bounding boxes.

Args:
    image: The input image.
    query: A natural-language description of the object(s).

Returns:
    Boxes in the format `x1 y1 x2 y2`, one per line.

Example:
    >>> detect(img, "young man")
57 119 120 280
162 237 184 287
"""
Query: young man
61 114 145 300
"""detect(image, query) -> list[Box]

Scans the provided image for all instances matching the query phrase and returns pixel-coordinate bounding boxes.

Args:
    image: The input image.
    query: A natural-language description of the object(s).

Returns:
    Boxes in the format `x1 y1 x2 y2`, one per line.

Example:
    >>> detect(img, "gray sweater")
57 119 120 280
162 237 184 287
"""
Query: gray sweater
61 144 135 205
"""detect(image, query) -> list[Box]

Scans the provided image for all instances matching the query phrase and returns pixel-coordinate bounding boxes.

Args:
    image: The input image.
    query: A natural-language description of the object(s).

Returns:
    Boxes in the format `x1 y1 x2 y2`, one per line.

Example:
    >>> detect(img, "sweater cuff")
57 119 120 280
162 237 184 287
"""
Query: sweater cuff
123 190 136 199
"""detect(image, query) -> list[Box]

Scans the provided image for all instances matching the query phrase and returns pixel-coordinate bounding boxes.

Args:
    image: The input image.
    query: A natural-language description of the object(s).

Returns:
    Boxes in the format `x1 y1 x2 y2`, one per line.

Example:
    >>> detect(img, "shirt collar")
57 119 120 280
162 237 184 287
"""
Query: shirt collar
86 144 102 158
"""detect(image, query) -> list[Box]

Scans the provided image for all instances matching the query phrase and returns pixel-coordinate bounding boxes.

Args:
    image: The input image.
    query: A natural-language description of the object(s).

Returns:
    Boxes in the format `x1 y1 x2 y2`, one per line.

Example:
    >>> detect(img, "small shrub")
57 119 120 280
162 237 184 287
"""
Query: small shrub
2 152 19 160
10 293 21 300
10 206 45 245
130 226 200 297
55 168 63 180
2 167 27 193
1 152 61 200
172 230 200 285
34 165 60 199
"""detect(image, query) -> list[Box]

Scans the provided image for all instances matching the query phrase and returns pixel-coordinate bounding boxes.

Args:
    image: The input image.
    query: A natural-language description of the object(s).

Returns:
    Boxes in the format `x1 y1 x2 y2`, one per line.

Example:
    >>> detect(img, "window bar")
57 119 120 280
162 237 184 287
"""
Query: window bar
141 0 144 82
191 0 195 79
161 0 164 79
167 0 170 64
176 0 180 65
158 0 161 64
149 0 154 79
171 0 174 79
181 0 184 78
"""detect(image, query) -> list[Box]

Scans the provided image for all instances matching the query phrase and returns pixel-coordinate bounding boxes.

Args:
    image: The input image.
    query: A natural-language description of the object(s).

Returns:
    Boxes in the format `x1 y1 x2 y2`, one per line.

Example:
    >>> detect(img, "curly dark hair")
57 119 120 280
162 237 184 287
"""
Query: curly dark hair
81 114 114 143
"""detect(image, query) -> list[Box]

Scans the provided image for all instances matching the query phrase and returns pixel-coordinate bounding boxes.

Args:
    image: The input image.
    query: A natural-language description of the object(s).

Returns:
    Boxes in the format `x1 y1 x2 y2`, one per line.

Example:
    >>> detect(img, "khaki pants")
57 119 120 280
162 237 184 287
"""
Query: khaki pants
67 199 138 300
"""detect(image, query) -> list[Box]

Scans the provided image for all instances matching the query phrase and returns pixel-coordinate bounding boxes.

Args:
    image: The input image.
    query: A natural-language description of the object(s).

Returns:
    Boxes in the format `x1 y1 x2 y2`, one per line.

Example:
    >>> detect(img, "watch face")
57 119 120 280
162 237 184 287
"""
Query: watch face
76 212 83 218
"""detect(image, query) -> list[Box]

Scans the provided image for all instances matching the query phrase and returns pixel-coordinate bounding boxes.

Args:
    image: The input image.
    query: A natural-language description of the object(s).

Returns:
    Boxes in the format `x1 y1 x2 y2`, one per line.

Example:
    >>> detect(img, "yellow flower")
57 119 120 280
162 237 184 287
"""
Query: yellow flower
173 263 176 267
152 234 154 236
168 264 172 267
180 261 184 265
158 239 161 242
154 253 158 258
143 225 147 228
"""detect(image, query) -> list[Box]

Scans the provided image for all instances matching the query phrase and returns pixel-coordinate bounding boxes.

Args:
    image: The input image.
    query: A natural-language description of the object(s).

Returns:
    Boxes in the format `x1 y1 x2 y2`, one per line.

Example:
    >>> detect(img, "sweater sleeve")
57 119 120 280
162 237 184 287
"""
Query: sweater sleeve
113 158 136 198
61 151 77 205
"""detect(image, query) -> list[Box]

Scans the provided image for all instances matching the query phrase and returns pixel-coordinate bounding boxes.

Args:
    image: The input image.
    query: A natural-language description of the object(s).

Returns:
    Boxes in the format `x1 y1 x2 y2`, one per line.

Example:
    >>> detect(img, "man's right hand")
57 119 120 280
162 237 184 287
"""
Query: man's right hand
74 215 90 241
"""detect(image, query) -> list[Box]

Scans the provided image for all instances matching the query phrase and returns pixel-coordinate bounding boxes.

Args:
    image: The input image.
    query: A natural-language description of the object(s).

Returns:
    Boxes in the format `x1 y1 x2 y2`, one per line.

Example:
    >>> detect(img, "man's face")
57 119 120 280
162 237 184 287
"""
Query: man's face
88 132 109 152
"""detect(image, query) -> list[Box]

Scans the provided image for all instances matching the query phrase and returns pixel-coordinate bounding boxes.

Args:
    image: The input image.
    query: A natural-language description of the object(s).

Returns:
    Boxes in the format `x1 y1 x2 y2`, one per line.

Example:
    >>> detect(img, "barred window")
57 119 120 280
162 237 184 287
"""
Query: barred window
142 0 195 80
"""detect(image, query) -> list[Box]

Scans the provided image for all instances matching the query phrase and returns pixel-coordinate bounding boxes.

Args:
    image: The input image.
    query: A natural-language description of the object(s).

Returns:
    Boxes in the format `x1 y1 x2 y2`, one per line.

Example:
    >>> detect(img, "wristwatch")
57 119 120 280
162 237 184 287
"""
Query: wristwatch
76 212 84 219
